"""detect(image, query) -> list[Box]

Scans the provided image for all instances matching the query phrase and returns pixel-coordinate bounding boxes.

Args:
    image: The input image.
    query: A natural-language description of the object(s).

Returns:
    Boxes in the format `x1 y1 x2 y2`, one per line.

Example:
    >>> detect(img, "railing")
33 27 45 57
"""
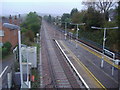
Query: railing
54 24 120 60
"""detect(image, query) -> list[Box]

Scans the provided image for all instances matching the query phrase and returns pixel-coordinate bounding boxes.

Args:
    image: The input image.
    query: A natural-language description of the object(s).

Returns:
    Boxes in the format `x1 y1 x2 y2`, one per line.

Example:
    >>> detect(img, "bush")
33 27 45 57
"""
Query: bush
30 23 40 34
1 42 12 58
3 42 12 51
2 47 8 57
25 30 35 42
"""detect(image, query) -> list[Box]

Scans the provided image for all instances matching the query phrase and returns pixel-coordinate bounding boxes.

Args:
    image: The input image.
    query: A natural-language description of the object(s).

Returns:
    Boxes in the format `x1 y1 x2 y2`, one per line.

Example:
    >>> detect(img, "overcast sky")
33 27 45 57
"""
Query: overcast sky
0 0 85 16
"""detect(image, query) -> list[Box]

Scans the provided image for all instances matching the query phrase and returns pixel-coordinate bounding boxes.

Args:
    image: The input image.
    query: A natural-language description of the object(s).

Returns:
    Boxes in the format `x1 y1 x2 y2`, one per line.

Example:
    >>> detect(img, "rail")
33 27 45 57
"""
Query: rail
54 39 90 90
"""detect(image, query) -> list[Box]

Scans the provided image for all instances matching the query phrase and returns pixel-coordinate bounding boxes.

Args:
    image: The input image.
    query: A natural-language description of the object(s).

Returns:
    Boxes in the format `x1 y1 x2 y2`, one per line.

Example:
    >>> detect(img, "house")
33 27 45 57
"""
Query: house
0 15 20 49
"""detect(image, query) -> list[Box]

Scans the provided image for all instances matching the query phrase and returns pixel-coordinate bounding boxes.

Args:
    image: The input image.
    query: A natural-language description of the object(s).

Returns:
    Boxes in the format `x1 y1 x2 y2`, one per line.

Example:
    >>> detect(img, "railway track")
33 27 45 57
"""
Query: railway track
40 20 119 89
41 23 57 88
40 20 85 89
44 35 57 88
52 39 81 88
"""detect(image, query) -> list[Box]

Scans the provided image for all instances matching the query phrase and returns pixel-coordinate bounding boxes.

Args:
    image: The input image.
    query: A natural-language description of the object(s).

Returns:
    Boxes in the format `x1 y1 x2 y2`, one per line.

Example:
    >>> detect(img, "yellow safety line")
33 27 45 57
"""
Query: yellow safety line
60 40 106 89
72 40 120 69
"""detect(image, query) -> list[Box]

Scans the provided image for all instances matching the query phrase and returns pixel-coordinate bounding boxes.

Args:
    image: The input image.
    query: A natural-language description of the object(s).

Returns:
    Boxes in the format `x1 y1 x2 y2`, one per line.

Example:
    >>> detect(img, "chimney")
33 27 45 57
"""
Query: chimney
14 15 17 25
9 15 12 24
18 14 21 25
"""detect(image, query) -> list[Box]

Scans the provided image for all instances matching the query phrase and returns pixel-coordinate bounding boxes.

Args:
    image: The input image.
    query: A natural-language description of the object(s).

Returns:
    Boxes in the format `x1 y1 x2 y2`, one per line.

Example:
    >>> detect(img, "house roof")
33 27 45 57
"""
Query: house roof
0 16 18 24
0 17 9 23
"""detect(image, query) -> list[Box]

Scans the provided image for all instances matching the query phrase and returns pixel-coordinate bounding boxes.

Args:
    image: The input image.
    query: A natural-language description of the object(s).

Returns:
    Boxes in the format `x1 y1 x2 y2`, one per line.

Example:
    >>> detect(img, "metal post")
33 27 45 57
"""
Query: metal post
26 47 29 86
101 28 106 68
7 72 12 88
77 24 79 40
36 33 39 44
18 29 23 88
91 26 118 69
37 37 38 43
76 24 78 49
112 63 115 76
112 54 115 76
65 22 67 40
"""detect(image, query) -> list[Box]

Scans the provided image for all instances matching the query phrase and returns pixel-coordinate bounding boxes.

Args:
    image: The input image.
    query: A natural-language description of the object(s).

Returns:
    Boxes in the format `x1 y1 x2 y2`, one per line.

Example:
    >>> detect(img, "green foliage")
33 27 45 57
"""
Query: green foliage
61 13 70 22
83 7 104 31
21 12 41 45
2 48 8 56
71 10 86 24
21 12 41 35
1 42 12 58
31 68 40 88
60 7 119 52
3 42 12 51
25 30 35 42
104 21 117 27
116 1 120 52
79 30 103 45
30 23 40 34
118 1 120 27
70 8 78 17
61 13 71 28
21 27 28 33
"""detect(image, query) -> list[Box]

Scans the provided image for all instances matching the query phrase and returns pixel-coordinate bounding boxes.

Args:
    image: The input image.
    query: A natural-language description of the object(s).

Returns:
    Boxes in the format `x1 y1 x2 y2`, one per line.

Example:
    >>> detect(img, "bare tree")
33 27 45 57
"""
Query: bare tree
95 0 117 13
82 0 118 20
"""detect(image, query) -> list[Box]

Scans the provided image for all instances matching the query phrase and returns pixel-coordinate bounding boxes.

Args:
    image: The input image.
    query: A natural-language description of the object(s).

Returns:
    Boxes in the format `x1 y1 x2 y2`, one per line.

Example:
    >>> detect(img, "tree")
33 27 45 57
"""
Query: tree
83 6 104 30
21 12 41 45
82 0 117 21
61 13 70 22
118 1 120 28
21 12 41 35
30 23 40 34
70 8 78 17
71 10 86 24
117 1 120 52
25 30 34 42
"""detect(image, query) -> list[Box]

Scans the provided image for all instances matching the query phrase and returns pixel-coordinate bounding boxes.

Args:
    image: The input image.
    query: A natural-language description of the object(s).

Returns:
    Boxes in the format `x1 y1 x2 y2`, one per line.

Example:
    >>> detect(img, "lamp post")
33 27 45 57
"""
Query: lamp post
64 22 67 40
3 23 23 88
36 33 39 44
91 26 118 68
70 23 85 48
60 22 68 40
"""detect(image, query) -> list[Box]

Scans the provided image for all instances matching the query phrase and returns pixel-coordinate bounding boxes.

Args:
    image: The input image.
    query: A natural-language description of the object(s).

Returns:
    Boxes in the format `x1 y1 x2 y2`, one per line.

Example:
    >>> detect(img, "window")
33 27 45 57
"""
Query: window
0 30 4 36
0 42 3 47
